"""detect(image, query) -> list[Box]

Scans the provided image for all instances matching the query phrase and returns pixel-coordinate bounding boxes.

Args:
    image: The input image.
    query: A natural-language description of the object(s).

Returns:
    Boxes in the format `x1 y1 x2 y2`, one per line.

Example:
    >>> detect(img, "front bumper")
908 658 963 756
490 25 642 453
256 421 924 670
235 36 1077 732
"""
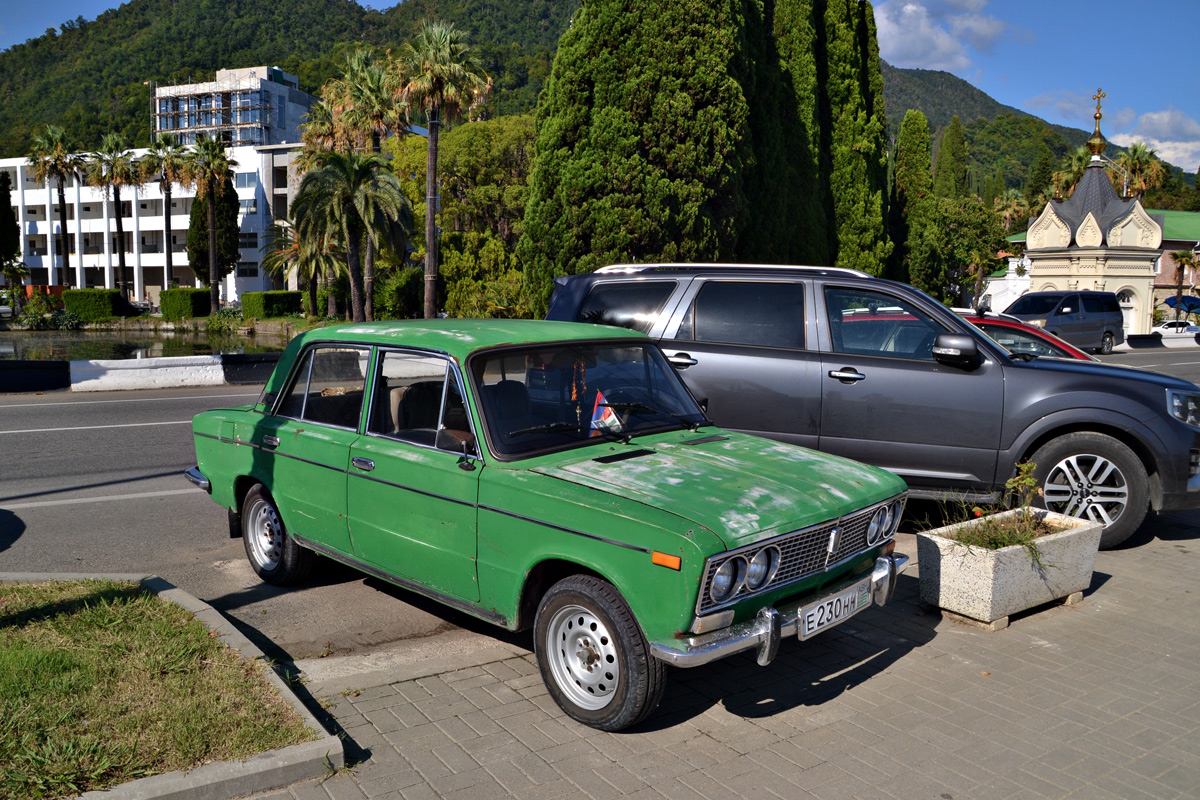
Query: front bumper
649 553 909 668
184 466 211 492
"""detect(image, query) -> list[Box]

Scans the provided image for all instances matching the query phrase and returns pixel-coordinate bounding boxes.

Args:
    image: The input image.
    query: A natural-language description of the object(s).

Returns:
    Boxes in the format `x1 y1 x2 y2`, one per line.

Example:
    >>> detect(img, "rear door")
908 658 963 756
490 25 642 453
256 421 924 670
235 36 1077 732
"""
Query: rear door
817 284 1004 495
660 278 821 448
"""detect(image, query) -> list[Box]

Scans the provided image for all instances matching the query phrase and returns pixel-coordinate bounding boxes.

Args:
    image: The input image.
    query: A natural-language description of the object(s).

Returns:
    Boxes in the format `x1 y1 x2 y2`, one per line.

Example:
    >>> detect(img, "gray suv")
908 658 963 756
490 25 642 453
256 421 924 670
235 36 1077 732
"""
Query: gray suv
547 264 1200 548
1004 290 1124 354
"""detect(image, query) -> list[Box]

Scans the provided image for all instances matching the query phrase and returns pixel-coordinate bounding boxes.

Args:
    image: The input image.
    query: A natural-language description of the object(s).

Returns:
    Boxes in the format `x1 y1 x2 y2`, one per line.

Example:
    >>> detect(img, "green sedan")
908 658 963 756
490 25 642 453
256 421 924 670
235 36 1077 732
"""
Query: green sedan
186 320 909 730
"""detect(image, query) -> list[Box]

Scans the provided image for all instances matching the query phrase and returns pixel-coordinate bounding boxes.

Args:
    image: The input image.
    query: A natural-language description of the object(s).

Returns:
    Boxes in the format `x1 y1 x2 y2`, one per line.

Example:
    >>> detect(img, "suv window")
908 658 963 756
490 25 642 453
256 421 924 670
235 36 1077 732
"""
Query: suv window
277 346 370 428
1007 294 1063 315
676 281 805 348
574 281 676 333
826 287 945 360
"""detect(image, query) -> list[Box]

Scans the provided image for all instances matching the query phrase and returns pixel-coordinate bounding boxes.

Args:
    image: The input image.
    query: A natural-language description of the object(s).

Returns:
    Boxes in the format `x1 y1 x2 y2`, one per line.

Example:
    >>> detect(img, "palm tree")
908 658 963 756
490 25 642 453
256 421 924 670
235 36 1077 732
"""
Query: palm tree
261 222 344 317
140 133 190 291
1171 250 1198 324
27 125 84 286
292 150 409 322
1117 142 1167 200
186 135 238 311
997 189 1030 232
87 133 140 298
395 22 490 318
1052 146 1091 198
328 49 405 153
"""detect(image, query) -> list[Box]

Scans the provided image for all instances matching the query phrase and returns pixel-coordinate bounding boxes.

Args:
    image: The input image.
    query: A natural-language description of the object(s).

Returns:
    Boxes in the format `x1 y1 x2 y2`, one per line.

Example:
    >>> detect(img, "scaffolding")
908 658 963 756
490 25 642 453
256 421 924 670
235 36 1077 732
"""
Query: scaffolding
153 69 277 146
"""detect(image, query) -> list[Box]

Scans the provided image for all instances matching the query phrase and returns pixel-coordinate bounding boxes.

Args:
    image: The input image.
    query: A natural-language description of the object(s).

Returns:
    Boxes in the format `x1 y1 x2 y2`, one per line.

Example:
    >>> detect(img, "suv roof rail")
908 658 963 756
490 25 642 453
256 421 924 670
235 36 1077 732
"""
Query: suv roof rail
593 262 872 278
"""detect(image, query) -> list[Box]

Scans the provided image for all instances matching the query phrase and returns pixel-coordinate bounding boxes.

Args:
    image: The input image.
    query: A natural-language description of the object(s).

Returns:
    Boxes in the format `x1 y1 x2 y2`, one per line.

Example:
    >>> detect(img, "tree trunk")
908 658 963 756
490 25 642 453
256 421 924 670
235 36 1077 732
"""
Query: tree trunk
347 231 365 323
207 182 219 312
1176 265 1186 324
326 265 337 318
423 109 440 319
56 177 71 287
163 181 173 290
364 235 375 322
113 185 128 299
307 271 318 317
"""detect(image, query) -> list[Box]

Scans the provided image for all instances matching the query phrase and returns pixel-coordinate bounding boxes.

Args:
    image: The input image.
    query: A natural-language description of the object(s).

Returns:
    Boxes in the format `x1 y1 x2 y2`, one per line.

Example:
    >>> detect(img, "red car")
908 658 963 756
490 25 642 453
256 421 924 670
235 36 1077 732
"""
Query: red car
960 313 1097 361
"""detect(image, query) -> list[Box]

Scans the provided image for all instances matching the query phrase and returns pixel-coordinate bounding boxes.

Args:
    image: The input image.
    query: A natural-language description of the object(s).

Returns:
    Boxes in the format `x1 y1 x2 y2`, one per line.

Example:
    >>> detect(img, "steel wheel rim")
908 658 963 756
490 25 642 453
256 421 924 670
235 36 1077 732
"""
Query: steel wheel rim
248 499 284 570
545 603 619 711
1042 453 1128 527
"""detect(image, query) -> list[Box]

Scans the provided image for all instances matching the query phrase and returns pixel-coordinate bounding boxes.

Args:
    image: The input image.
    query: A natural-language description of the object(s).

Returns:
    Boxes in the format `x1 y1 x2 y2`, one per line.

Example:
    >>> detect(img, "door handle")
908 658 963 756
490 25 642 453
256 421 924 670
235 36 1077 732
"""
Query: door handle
262 435 280 448
828 369 866 382
351 457 375 472
668 352 698 368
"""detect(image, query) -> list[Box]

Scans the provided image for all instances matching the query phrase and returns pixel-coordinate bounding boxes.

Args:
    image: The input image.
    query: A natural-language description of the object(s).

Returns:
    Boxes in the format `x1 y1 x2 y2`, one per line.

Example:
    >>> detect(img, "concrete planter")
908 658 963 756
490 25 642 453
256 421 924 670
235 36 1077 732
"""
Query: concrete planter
917 509 1102 629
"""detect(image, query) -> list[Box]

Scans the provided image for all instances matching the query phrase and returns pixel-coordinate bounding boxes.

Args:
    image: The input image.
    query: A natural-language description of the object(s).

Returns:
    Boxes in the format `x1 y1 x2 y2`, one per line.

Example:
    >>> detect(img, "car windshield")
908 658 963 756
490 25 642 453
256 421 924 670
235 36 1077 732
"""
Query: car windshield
470 342 709 458
1006 295 1062 315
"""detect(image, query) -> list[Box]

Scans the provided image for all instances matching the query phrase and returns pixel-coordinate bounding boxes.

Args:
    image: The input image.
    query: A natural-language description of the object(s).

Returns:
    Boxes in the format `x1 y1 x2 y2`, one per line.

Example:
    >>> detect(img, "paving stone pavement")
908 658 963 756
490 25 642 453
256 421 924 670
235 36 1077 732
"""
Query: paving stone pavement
250 514 1200 800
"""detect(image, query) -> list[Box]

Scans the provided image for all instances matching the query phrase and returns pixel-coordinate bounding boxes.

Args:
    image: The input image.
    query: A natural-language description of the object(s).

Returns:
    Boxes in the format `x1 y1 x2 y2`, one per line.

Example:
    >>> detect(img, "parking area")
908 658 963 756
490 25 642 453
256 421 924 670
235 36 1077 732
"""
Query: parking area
258 512 1200 800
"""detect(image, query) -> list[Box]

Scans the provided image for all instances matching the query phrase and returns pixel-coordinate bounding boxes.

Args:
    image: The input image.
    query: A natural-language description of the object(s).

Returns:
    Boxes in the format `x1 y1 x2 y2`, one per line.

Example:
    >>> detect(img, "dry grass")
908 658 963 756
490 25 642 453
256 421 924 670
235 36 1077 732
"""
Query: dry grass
0 579 315 799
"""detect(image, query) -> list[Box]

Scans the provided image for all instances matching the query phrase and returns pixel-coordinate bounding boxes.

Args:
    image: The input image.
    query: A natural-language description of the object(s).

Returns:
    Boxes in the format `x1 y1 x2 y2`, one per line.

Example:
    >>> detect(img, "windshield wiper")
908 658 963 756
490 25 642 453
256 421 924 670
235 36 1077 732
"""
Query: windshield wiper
599 402 706 432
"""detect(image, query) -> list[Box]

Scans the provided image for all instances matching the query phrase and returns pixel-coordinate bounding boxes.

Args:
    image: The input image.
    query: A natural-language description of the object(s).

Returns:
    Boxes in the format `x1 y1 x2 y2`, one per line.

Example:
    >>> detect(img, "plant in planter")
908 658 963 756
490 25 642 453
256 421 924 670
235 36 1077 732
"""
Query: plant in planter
916 463 1103 630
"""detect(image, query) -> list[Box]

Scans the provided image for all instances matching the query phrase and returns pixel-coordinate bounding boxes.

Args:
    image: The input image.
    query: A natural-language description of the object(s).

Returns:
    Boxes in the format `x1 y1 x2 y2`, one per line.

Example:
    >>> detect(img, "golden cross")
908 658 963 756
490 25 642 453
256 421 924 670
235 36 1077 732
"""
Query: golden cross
1093 88 1106 112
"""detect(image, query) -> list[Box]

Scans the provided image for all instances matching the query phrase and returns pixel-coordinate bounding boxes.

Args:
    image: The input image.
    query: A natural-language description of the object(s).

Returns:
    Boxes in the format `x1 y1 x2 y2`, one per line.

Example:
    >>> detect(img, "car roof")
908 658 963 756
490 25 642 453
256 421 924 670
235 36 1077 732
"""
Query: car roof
591 263 870 278
290 319 644 360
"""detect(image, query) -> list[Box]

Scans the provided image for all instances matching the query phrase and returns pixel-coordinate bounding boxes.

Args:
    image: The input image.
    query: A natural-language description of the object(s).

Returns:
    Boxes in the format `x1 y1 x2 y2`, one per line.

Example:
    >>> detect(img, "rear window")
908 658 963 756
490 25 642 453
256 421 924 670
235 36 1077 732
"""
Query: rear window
676 281 805 348
1006 294 1063 315
1082 294 1112 314
574 281 676 334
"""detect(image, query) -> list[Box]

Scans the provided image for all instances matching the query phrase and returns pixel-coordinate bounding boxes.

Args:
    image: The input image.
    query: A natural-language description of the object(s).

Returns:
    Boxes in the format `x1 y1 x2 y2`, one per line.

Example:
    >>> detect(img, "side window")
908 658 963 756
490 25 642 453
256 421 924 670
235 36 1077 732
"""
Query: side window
676 281 805 348
1058 294 1080 314
1082 295 1104 314
275 346 369 428
575 281 676 333
369 351 476 454
825 287 945 360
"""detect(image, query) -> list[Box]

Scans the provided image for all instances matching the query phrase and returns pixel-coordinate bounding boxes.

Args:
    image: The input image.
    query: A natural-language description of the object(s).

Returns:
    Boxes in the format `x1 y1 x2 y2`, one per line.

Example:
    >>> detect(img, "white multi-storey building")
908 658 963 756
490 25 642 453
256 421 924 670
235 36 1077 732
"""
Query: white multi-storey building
0 141 303 306
155 66 315 147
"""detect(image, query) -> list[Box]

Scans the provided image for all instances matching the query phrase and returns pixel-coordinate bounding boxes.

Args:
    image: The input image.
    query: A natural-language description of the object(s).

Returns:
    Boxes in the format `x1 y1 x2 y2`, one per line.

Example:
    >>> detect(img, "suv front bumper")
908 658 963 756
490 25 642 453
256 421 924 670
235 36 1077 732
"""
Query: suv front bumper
649 553 909 668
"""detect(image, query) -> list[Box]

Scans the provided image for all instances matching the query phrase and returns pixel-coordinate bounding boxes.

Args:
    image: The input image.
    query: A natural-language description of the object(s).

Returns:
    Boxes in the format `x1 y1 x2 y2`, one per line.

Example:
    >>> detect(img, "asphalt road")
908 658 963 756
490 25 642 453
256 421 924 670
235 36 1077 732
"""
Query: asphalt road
1 347 1197 663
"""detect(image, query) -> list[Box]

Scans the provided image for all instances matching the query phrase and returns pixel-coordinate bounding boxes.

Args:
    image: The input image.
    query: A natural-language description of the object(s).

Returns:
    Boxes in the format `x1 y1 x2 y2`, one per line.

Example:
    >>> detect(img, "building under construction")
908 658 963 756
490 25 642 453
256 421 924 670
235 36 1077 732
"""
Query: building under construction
154 66 316 146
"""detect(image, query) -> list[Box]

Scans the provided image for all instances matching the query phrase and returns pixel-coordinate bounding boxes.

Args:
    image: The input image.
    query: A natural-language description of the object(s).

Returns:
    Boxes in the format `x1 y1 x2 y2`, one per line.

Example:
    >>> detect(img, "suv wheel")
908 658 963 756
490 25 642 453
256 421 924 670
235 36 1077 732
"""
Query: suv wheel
1030 433 1148 549
1100 332 1115 355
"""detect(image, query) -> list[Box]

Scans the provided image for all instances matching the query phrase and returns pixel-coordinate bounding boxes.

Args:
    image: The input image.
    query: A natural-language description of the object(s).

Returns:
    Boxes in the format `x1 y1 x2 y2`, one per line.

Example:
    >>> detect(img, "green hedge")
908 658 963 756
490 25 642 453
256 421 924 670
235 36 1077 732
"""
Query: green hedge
62 289 127 321
241 291 302 319
160 288 211 321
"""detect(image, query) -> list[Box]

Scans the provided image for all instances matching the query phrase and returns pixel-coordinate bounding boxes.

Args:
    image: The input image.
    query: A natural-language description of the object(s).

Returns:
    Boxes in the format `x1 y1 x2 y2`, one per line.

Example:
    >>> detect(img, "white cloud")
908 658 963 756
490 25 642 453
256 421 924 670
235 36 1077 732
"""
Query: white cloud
1026 90 1094 126
1111 108 1200 171
875 1 1010 72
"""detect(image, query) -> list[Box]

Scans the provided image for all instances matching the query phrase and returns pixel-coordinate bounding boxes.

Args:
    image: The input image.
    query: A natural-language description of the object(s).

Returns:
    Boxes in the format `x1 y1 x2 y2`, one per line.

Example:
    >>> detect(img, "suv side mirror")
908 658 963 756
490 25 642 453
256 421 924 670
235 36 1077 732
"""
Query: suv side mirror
1056 305 1073 315
931 333 980 369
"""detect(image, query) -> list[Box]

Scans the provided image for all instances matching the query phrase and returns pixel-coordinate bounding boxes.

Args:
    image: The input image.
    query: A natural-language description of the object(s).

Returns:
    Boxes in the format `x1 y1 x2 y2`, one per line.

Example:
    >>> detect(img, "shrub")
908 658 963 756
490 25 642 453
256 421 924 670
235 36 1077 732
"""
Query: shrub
241 291 302 319
160 288 211 321
205 306 241 335
62 289 125 322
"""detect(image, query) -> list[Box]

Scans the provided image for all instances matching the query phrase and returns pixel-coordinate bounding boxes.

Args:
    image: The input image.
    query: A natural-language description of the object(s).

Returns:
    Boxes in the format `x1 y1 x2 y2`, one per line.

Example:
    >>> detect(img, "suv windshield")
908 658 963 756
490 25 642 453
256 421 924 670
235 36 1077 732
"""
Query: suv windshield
1006 295 1063 315
471 342 708 458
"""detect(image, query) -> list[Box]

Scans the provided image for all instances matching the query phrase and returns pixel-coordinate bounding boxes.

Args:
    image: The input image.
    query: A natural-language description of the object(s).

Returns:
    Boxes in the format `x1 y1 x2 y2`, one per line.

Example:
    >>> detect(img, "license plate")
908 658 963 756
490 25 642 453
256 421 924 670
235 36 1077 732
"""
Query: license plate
799 578 871 640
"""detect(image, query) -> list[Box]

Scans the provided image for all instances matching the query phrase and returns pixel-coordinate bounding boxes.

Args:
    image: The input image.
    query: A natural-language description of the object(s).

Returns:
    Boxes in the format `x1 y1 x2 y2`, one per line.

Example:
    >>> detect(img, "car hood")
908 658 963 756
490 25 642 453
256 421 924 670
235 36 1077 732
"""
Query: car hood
529 431 904 550
1020 356 1197 389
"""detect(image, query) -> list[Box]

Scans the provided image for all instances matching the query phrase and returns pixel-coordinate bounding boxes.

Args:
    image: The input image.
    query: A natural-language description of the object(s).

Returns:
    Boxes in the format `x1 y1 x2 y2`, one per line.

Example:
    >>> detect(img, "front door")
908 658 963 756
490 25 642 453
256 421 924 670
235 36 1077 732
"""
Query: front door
819 285 1004 495
347 350 481 602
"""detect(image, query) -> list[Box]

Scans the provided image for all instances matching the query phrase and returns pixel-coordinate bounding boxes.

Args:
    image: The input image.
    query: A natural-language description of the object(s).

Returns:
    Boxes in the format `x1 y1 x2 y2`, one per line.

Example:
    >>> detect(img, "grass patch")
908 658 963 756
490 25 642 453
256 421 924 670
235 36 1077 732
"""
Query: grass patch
0 580 316 799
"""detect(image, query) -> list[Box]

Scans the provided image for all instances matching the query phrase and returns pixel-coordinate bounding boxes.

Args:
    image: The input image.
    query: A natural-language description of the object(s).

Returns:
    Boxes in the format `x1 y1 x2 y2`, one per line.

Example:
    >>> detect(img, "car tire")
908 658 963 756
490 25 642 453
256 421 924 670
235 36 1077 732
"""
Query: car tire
242 484 314 585
1029 433 1149 549
534 575 666 731
1100 332 1115 355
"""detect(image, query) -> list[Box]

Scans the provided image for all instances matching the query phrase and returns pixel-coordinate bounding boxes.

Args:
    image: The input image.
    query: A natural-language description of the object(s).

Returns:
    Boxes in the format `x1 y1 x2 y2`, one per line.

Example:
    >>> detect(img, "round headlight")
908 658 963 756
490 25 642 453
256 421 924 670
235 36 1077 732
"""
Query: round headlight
889 499 905 536
866 507 888 545
710 557 746 603
745 547 779 591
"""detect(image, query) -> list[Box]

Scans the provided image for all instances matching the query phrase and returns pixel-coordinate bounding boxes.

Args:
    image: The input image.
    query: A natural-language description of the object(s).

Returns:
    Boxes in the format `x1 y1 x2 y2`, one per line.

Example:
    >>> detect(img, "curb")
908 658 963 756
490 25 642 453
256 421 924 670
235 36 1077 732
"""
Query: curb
0 572 344 800
1 353 282 393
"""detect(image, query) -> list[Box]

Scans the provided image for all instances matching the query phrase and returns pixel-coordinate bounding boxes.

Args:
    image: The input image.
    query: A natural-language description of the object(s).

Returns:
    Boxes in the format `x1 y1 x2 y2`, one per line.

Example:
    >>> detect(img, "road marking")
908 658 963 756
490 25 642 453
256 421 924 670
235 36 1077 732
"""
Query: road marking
0 488 202 510
0 420 193 434
0 392 259 409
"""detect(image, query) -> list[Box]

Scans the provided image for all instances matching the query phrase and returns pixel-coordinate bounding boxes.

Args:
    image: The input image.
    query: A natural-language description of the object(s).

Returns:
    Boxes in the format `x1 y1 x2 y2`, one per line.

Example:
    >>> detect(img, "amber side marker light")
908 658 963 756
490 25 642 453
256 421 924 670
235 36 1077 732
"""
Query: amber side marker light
652 551 682 570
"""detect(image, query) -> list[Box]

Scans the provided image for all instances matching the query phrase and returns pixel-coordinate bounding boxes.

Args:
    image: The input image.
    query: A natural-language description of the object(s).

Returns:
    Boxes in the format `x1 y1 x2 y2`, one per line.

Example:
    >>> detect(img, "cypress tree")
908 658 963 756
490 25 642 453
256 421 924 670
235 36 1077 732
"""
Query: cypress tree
186 176 240 304
1026 143 1054 209
821 0 891 275
887 109 932 283
518 0 755 315
0 171 18 267
933 116 967 198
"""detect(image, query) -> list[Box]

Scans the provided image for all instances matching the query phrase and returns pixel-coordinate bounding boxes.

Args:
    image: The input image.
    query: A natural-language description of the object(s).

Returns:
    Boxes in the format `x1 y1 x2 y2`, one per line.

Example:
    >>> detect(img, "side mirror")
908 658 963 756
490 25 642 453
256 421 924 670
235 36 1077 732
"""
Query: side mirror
931 333 980 369
1057 305 1073 315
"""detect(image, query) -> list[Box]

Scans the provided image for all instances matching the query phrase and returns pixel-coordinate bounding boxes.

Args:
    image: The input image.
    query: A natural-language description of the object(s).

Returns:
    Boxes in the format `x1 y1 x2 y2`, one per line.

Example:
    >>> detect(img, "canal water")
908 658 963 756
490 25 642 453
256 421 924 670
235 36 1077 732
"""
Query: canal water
0 330 288 361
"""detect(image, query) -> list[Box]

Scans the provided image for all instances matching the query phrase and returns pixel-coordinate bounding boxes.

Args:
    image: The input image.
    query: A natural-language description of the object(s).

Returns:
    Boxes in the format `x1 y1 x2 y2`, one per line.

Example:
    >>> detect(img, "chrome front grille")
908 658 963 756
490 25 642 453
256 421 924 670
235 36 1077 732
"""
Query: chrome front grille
696 495 904 617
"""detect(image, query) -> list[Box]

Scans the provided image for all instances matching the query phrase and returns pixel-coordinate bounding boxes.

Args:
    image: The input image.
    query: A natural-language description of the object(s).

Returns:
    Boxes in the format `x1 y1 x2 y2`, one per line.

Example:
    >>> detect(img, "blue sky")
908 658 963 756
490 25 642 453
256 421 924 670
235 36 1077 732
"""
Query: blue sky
3 0 1199 170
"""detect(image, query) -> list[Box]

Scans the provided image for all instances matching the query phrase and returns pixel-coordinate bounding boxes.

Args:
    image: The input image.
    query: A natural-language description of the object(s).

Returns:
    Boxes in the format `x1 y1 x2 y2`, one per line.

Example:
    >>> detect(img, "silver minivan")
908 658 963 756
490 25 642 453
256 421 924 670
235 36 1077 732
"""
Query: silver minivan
1004 291 1124 354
